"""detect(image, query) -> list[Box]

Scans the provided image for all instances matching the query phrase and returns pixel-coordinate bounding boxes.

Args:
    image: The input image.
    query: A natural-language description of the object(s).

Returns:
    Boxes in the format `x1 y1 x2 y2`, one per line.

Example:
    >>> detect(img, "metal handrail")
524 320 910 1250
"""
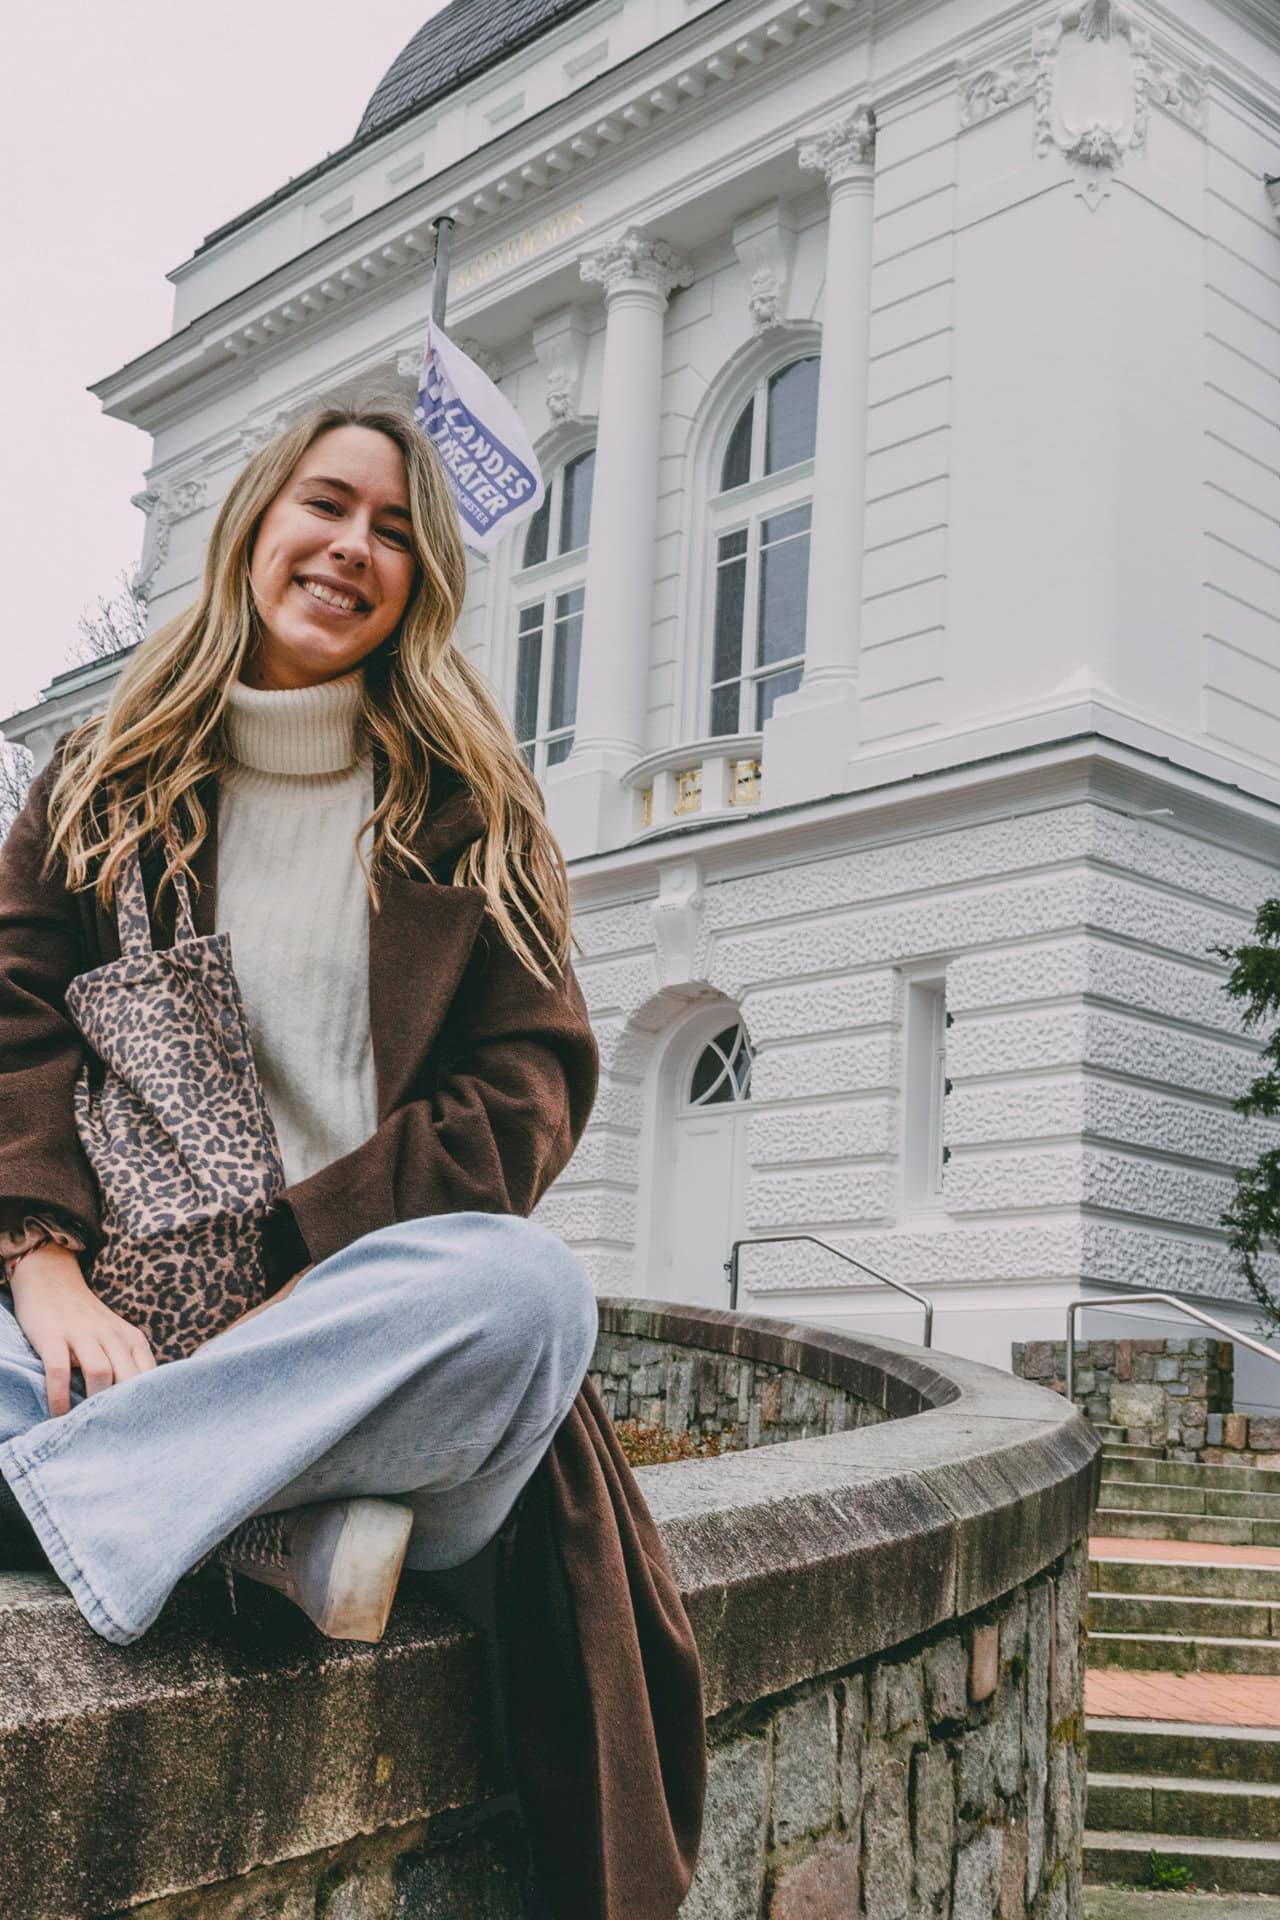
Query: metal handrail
724 1234 933 1348
1066 1292 1280 1401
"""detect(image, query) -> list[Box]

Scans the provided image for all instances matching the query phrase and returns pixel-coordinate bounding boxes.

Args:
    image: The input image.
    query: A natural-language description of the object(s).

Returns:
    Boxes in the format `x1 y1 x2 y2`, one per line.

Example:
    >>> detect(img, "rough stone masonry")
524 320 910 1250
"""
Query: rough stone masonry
120 1541 1090 1920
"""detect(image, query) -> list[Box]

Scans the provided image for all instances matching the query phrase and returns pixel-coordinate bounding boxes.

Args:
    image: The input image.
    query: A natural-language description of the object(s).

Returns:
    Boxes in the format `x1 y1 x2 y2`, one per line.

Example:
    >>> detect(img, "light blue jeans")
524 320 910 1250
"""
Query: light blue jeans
0 1211 598 1647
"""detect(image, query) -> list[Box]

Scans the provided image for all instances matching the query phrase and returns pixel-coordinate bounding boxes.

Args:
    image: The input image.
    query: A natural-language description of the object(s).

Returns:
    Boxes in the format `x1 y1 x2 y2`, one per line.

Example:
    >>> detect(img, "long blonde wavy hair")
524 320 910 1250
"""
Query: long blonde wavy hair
45 398 573 982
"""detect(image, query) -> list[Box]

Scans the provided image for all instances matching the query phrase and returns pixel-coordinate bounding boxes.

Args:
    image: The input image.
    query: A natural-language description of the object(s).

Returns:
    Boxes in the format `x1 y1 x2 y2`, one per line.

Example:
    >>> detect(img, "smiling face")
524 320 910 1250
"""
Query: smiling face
244 425 419 689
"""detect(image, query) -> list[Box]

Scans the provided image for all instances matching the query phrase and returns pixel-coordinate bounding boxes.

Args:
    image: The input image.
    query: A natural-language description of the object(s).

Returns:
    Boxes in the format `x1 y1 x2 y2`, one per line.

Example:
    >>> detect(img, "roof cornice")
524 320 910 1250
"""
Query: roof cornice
91 0 1279 432
92 0 871 424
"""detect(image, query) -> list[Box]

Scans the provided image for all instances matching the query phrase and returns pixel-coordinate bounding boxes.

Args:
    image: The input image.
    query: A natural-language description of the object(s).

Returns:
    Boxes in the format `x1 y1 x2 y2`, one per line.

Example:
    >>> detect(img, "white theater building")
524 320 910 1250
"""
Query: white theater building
7 0 1280 1375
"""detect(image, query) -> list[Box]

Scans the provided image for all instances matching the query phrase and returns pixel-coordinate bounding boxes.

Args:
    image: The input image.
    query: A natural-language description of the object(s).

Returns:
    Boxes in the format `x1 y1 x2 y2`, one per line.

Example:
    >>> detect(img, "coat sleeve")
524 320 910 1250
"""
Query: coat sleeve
0 759 102 1251
267 918 599 1273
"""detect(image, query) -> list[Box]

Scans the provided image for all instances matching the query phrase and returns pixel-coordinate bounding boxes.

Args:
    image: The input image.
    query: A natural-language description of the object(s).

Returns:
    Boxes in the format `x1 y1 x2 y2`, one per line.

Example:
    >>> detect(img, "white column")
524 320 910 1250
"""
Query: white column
545 229 691 859
762 107 876 808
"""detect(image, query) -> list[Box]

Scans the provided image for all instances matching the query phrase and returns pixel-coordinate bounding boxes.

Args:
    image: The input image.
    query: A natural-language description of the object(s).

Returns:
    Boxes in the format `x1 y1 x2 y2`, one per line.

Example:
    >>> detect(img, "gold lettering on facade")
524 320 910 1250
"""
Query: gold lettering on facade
453 203 587 293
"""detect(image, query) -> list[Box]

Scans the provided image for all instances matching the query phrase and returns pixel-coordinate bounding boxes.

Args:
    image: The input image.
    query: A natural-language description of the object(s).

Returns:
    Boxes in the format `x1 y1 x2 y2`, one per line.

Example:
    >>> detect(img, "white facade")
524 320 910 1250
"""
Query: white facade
9 0 1280 1376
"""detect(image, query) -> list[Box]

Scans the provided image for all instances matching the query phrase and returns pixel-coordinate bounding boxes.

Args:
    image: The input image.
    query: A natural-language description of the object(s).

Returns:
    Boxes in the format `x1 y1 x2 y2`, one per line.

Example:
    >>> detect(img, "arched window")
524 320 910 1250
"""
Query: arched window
687 1024 754 1106
512 447 595 777
707 356 819 736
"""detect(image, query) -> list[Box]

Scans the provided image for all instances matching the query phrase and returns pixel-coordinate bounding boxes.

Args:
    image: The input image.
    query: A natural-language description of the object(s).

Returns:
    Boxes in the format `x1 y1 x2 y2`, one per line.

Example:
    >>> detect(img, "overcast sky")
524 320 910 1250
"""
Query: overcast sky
0 0 445 726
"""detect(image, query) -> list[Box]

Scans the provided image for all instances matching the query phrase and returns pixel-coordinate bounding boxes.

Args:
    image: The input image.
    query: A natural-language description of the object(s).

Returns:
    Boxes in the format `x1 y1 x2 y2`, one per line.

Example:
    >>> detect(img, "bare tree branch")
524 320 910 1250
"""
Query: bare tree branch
0 740 33 846
71 570 148 666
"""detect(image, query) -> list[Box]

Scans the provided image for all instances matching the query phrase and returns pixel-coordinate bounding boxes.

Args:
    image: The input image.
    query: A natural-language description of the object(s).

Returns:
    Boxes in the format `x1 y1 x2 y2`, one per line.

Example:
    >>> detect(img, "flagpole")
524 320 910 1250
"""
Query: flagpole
430 216 455 330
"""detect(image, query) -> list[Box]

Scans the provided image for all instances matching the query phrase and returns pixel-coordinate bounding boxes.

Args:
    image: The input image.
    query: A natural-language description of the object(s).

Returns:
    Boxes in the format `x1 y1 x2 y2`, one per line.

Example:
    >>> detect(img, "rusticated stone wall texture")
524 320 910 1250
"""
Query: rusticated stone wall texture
120 1548 1088 1920
587 1332 891 1446
536 799 1280 1316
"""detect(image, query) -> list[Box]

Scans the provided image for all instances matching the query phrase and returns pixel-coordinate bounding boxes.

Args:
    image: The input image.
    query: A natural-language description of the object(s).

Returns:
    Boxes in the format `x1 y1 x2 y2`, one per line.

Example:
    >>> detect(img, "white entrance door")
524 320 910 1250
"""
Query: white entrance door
664 1021 753 1308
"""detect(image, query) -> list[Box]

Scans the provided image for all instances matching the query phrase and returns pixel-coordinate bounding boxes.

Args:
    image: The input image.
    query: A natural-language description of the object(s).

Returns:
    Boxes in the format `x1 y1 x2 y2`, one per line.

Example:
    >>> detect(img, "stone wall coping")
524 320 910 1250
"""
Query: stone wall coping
605 1301 1100 1714
0 1300 1098 1919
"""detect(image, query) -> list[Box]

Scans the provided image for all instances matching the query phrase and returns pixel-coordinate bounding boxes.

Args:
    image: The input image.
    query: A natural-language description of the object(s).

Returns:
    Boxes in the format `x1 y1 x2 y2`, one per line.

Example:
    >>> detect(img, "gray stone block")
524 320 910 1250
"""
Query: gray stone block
861 1750 911 1920
999 1589 1028 1673
1110 1382 1164 1428
952 1824 1003 1920
677 1734 770 1920
994 1680 1023 1800
390 1829 526 1920
771 1689 837 1847
323 1865 395 1920
910 1744 955 1912
1024 1581 1051 1899
923 1636 967 1726
870 1656 925 1739
957 1722 996 1818
838 1673 865 1830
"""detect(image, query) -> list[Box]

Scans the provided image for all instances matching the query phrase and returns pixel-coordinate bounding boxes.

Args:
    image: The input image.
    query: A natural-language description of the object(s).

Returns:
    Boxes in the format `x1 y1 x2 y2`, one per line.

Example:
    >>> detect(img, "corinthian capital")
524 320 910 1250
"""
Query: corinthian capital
580 228 693 304
798 107 876 190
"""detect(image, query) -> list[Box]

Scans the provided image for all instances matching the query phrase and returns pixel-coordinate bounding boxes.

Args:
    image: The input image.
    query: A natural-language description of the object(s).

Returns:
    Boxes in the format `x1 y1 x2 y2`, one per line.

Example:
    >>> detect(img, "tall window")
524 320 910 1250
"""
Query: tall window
904 977 950 1208
708 356 819 736
513 448 595 777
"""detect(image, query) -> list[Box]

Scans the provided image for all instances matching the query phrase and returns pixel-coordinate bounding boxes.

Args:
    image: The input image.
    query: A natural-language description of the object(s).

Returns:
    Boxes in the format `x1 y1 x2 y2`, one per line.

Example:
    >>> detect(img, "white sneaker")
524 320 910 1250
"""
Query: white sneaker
215 1497 414 1642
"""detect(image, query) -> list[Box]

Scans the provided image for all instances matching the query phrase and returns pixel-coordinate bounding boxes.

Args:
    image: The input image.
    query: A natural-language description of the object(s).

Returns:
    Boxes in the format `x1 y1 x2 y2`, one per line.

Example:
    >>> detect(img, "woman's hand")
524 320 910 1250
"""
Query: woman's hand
9 1245 155 1418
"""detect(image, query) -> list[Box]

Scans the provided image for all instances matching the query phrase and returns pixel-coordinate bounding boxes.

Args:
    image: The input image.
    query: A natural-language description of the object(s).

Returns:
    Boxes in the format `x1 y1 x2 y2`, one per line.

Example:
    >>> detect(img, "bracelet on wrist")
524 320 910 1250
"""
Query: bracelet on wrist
7 1242 50 1282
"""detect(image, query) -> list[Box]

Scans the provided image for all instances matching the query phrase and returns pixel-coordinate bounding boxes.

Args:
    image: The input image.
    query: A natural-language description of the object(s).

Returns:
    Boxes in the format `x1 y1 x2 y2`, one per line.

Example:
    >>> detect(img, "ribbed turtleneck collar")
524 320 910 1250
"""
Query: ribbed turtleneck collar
226 669 366 776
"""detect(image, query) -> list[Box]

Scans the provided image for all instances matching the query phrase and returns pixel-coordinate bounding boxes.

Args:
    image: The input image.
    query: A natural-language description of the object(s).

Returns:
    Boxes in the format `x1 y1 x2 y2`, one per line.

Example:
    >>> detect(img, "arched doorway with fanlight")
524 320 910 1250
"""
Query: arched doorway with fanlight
651 1002 755 1309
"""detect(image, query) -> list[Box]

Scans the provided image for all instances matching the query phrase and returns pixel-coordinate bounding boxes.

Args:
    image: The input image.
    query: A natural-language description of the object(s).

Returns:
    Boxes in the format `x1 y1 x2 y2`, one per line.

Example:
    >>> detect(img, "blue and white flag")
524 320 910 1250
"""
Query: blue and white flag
413 322 545 553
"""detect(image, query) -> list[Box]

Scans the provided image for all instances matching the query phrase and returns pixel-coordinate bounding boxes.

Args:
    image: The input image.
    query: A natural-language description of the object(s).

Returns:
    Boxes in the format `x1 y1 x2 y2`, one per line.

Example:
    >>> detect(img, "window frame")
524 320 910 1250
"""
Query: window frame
902 972 951 1215
508 444 596 782
701 354 820 740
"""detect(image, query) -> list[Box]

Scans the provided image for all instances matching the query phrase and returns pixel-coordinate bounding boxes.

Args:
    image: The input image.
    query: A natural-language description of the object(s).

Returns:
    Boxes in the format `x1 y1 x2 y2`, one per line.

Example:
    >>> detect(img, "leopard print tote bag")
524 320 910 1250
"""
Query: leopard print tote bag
64 840 286 1362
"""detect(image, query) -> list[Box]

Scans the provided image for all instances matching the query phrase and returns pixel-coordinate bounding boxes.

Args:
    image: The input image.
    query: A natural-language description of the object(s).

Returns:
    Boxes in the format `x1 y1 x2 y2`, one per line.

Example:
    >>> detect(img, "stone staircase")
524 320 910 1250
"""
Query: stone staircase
1085 1426 1280 1904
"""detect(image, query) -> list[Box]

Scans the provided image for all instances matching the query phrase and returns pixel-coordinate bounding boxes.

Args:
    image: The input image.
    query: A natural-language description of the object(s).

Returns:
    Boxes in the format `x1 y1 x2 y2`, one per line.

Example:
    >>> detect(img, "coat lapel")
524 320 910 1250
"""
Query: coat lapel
367 751 490 1121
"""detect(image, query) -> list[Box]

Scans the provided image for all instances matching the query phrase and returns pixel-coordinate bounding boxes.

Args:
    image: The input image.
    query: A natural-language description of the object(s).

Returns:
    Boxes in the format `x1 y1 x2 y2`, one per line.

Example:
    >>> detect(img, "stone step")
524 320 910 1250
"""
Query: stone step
1088 1718 1280 1788
1092 1559 1280 1605
1089 1591 1280 1640
1101 1442 1166 1461
1089 1773 1280 1842
1084 1829 1280 1895
1092 1510 1280 1548
1099 1481 1280 1521
1087 1632 1280 1676
1086 1885 1280 1916
1102 1459 1280 1495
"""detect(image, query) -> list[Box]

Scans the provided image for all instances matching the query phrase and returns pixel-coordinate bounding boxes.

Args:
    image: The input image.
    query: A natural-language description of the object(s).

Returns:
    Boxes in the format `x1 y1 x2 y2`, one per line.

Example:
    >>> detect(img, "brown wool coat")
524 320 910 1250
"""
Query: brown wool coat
0 749 706 1920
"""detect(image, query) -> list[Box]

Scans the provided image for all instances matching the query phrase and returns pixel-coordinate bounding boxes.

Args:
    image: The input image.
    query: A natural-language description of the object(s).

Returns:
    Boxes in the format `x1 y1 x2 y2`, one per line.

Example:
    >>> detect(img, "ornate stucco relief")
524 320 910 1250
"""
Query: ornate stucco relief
532 308 590 421
962 1 1206 209
129 475 208 602
731 202 799 336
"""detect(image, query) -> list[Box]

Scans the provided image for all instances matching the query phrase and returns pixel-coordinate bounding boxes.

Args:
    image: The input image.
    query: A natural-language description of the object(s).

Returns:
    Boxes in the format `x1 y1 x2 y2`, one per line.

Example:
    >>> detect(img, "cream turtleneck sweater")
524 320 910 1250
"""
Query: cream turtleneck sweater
217 670 378 1188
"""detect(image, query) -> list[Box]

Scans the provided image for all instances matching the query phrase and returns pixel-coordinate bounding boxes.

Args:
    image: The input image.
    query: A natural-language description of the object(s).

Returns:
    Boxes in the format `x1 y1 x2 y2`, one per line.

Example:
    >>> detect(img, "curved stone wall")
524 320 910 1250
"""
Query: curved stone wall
0 1301 1098 1920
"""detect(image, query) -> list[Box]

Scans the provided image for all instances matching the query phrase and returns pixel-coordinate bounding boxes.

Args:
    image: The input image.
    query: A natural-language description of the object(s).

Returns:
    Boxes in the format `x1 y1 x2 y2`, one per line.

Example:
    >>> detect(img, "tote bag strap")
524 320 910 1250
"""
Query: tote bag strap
114 840 198 955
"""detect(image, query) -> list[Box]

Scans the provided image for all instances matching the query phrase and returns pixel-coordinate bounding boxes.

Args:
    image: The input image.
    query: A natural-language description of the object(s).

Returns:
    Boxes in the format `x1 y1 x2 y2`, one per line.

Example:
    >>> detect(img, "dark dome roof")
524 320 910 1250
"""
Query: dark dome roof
198 0 606 258
358 0 604 141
